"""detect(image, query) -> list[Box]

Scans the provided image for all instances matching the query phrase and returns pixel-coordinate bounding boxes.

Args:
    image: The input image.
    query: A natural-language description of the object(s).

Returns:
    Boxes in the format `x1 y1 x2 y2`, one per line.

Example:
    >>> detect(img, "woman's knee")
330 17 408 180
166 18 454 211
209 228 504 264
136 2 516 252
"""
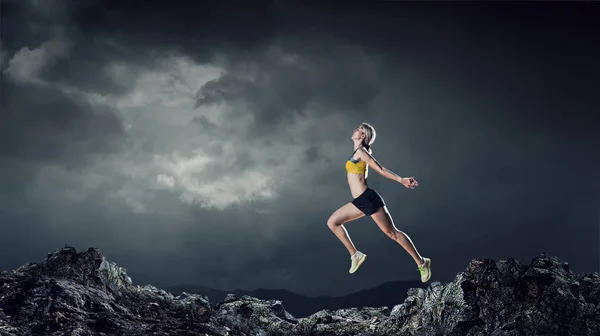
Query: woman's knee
327 217 339 230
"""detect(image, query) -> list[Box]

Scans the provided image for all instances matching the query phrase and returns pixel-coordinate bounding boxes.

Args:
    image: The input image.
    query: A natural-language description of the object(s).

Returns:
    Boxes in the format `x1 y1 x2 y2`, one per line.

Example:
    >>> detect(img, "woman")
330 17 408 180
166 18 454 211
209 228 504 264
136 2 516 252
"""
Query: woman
327 122 431 282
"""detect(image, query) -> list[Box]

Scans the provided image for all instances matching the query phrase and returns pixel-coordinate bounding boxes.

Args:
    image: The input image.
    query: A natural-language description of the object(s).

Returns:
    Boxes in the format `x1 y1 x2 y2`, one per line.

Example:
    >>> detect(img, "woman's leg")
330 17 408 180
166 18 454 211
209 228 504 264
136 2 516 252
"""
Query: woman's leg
327 202 365 255
370 206 424 265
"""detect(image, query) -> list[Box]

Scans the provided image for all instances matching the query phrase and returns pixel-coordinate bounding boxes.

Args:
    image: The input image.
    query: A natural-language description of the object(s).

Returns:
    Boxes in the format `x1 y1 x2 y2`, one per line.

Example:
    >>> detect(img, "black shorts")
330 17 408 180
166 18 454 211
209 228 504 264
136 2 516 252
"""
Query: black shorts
352 188 386 216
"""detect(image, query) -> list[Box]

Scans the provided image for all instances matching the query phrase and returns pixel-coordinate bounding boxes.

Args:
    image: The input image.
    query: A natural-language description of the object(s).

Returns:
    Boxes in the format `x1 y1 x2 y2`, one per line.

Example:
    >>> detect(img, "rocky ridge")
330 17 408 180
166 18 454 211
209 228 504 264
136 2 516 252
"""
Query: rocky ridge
0 247 598 335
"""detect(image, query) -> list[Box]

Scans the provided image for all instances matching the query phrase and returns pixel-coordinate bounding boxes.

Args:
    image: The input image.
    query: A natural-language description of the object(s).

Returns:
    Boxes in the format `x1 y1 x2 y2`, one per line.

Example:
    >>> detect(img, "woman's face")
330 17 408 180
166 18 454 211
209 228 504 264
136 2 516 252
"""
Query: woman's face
353 125 364 138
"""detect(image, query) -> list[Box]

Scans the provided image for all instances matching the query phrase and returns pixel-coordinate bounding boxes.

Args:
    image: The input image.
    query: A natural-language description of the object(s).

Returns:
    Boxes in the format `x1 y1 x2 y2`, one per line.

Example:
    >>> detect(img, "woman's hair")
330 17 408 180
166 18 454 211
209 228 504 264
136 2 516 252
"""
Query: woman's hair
361 122 376 154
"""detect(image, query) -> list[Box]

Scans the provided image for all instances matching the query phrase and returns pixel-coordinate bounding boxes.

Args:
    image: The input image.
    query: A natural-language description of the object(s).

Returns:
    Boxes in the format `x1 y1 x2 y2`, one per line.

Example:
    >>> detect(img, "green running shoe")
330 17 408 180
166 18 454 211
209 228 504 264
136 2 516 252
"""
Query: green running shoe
418 257 431 282
349 251 366 274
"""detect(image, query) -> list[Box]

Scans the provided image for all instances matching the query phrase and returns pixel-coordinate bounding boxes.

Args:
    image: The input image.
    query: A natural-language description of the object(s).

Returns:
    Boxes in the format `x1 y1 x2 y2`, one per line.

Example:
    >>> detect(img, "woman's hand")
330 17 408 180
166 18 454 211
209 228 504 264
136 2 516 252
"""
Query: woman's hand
399 176 419 189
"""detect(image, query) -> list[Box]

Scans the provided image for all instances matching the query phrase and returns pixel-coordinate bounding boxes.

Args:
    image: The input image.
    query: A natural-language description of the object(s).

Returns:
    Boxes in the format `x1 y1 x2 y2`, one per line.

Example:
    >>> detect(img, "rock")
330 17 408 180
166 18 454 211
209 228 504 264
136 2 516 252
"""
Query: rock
376 256 600 336
215 296 297 335
295 307 390 335
0 247 223 336
0 247 598 335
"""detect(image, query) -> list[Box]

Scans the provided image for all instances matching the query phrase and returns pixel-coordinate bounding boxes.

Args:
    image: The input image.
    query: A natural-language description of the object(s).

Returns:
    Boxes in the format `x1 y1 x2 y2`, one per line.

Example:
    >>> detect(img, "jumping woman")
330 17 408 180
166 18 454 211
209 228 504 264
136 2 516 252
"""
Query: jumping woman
327 122 432 282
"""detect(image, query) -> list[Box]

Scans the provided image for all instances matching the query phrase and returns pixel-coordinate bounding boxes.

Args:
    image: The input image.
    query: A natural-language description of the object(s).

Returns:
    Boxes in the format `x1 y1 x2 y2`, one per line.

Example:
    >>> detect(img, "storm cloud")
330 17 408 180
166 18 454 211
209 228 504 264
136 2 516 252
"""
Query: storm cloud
1 0 598 296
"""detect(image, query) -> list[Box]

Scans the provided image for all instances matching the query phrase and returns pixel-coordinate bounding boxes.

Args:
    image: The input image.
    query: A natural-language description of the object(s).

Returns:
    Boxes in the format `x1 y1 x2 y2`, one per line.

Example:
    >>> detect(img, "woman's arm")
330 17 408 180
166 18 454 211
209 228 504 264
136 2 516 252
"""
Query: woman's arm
358 148 418 188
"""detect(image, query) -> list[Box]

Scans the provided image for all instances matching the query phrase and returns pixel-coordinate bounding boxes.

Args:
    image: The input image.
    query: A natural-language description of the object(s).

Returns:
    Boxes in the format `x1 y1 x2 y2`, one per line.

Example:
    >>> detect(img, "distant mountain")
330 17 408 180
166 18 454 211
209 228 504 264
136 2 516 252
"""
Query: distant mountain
163 280 428 318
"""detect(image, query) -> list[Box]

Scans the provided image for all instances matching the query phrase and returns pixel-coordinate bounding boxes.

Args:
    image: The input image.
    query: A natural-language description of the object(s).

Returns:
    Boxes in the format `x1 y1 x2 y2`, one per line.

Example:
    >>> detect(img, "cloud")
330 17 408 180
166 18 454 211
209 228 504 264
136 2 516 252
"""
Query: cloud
1 3 389 290
4 37 69 84
2 0 597 298
156 174 175 189
1 0 386 213
195 43 383 131
0 74 125 165
46 37 383 214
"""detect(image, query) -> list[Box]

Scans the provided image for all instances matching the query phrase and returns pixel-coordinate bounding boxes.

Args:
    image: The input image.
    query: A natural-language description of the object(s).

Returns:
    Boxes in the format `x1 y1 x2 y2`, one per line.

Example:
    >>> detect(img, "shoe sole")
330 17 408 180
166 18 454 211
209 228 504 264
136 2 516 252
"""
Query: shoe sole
349 254 367 274
421 258 432 282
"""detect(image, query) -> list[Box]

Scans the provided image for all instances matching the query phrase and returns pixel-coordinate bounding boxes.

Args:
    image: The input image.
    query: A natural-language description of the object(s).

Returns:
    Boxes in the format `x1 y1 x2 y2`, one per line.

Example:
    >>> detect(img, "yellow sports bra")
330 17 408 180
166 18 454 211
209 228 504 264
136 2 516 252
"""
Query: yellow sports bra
345 149 367 174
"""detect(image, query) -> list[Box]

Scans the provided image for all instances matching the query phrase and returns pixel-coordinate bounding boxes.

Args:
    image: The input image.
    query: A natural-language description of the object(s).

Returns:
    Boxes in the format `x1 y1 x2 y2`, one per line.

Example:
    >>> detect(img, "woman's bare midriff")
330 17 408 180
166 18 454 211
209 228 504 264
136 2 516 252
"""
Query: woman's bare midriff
347 173 369 198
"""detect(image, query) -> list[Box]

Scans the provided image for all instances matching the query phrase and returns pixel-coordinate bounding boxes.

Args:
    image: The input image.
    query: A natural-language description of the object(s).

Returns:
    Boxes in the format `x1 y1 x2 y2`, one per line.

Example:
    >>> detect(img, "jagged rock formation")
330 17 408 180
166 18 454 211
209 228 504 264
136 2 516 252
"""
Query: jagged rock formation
0 247 598 335
165 280 427 319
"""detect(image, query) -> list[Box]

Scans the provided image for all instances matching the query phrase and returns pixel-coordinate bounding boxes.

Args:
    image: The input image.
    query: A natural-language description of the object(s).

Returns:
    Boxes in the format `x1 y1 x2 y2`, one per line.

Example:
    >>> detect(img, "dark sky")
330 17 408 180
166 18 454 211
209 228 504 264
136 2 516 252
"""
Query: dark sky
1 0 598 297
